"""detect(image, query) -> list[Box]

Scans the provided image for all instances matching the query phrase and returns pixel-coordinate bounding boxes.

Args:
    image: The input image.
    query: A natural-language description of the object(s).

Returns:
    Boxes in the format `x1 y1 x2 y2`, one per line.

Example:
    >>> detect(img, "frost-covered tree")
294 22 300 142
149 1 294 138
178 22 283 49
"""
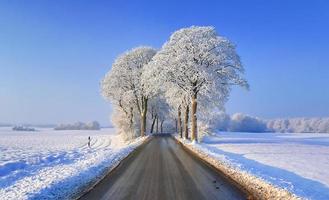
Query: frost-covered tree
155 97 171 133
144 57 192 138
149 26 248 142
148 96 170 134
101 57 135 130
267 117 329 133
162 85 190 138
101 26 250 140
54 121 100 130
101 46 157 137
229 113 267 132
143 58 189 137
148 100 158 134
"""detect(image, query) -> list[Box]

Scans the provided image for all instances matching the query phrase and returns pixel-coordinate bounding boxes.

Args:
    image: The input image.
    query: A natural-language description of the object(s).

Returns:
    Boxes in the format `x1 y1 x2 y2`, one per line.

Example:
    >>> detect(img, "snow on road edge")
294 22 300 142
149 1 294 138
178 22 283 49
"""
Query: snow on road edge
0 135 149 200
74 135 150 200
174 136 300 200
73 135 150 200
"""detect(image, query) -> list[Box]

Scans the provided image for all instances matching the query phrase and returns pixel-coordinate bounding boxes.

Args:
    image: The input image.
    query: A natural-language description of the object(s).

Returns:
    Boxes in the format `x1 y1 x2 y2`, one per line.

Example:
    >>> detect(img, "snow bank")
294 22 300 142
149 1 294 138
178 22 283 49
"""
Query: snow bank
181 132 329 200
175 136 299 200
54 121 100 130
0 128 148 200
214 113 329 133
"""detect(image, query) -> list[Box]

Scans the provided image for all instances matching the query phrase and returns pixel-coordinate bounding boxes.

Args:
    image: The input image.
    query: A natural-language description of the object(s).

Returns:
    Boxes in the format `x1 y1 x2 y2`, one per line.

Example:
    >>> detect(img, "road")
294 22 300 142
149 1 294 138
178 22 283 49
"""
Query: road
80 135 248 200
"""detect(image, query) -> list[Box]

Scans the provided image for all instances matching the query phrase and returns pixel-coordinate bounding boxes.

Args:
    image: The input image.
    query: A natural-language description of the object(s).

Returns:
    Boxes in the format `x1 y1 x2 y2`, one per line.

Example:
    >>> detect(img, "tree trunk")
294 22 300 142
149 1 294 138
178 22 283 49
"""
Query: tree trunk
184 105 189 139
140 98 148 137
160 120 164 133
129 107 134 128
141 114 145 137
177 107 182 138
150 115 156 133
175 119 177 132
156 117 159 133
191 93 198 142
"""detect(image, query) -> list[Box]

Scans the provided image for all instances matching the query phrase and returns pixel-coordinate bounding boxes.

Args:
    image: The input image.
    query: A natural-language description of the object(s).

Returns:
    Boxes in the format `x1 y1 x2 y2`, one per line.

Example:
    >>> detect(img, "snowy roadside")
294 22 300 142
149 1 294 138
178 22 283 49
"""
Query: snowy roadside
73 135 150 200
174 135 299 200
0 128 149 200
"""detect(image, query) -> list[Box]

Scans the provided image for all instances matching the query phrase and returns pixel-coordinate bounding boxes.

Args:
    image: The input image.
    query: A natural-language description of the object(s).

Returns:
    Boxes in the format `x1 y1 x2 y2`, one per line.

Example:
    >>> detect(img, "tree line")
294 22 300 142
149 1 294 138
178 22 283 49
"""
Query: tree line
101 26 248 142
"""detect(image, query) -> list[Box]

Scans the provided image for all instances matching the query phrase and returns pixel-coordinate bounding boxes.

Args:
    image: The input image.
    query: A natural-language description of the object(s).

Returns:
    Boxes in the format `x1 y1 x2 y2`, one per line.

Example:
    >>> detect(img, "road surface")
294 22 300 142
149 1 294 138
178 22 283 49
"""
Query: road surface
80 135 248 200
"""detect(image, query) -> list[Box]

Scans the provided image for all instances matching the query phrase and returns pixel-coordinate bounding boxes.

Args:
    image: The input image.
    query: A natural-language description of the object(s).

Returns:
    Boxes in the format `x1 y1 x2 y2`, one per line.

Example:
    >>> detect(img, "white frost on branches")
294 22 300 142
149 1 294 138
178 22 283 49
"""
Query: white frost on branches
146 26 248 141
267 117 329 133
54 121 100 130
149 26 248 102
212 113 329 133
101 26 249 140
101 47 157 138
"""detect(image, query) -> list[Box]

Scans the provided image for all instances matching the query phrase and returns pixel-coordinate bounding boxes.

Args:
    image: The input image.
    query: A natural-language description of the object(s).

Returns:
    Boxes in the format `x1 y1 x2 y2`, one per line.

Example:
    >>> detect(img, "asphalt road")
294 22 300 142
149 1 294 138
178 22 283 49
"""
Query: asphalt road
80 135 248 200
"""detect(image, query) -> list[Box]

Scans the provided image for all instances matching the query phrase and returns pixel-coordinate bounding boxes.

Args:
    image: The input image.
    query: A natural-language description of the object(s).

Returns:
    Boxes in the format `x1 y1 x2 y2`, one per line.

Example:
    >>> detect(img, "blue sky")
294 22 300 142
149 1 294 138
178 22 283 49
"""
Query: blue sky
0 0 328 125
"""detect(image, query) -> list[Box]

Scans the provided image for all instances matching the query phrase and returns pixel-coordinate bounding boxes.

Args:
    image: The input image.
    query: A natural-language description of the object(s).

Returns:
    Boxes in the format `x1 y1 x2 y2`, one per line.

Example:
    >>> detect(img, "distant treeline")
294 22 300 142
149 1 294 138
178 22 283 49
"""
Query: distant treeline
54 121 100 130
12 126 36 131
215 113 329 133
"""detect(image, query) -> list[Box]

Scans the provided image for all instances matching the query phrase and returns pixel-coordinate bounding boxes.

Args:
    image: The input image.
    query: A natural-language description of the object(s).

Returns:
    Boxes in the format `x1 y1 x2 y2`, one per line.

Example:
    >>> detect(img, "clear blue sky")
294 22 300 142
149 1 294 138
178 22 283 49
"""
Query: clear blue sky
1 0 328 125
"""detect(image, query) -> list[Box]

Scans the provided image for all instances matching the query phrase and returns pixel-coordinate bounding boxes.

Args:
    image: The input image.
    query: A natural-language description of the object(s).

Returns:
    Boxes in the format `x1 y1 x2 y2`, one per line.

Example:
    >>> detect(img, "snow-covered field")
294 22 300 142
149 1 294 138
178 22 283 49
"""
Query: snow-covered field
198 132 329 200
0 127 146 200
